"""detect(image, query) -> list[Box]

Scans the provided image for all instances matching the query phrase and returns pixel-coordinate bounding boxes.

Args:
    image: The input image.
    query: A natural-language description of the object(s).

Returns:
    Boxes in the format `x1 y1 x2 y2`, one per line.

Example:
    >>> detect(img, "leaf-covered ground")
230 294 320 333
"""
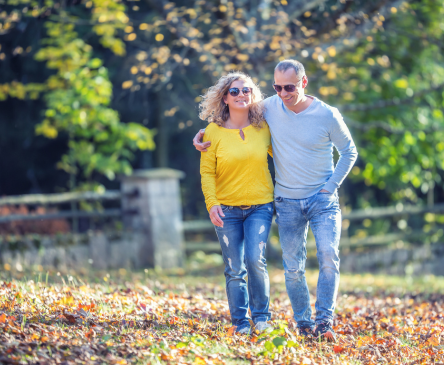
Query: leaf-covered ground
1 262 444 364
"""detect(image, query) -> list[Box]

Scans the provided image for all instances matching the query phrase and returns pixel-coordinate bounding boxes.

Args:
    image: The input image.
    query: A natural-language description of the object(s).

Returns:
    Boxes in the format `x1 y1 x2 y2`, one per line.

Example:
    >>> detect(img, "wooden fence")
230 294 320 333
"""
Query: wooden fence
1 189 444 249
183 203 444 252
1 168 444 267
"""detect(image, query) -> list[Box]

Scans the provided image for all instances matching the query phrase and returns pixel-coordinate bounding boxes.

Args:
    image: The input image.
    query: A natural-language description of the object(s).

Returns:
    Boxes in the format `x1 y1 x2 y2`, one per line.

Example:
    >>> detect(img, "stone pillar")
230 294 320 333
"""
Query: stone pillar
120 168 185 269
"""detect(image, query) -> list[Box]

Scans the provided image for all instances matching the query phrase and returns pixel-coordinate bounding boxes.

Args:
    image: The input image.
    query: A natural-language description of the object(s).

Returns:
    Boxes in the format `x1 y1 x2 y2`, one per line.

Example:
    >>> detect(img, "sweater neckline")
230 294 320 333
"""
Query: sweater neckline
282 95 317 117
217 123 253 132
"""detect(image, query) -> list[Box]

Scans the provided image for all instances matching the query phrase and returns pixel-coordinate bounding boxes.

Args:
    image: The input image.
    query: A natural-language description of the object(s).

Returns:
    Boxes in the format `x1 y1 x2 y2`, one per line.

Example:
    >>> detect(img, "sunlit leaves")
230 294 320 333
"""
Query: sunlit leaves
36 120 58 139
2 0 444 205
322 0 444 202
122 80 133 89
394 79 409 89
32 20 154 187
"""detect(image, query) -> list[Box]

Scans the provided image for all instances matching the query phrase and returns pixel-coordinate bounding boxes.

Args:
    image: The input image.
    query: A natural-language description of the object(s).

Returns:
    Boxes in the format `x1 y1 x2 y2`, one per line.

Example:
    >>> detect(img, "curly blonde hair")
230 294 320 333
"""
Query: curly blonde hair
198 72 265 128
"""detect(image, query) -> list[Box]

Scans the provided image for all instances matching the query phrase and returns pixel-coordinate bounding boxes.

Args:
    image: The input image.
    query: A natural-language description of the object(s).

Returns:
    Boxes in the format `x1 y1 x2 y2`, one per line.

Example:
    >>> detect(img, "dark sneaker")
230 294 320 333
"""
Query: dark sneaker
314 322 336 342
298 326 314 339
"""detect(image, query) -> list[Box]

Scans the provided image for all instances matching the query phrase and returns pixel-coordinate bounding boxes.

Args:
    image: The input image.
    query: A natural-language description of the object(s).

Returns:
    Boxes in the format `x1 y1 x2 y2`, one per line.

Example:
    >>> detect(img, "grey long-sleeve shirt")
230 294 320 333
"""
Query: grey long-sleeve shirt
263 95 358 199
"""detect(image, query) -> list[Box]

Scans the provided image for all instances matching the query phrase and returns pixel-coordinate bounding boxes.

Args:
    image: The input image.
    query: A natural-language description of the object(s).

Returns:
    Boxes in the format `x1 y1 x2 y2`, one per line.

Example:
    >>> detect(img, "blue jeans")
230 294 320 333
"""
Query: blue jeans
214 202 273 330
275 191 341 329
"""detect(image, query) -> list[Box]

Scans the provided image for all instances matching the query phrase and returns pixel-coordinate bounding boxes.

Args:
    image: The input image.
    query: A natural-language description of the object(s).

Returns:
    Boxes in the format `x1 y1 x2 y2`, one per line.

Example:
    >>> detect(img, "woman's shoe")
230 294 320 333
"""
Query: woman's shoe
236 326 251 335
255 321 272 332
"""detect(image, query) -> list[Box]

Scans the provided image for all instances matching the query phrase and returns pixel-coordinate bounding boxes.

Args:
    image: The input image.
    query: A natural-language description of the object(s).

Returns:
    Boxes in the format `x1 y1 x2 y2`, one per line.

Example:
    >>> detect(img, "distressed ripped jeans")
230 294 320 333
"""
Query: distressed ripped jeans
214 202 273 331
275 191 341 329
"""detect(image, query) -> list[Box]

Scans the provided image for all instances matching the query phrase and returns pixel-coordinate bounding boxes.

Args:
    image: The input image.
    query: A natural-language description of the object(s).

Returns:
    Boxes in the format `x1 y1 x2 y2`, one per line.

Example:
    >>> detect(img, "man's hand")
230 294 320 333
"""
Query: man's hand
209 205 225 227
320 189 330 193
193 129 210 152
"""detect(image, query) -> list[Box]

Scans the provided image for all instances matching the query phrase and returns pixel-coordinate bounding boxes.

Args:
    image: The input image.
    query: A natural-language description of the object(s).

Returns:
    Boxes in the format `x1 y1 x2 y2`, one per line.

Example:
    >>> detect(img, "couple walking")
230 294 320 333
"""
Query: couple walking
193 59 358 341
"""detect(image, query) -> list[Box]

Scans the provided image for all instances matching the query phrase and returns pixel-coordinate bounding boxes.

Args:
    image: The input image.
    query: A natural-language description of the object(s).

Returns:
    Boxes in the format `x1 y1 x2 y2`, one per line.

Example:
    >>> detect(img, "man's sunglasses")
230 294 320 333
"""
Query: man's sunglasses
227 87 252 96
273 84 296 93
273 79 303 93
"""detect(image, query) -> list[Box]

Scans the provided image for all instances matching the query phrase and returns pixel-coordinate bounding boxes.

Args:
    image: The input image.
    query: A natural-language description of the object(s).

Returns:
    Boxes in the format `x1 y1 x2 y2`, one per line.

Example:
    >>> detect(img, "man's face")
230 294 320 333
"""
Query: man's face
273 69 307 107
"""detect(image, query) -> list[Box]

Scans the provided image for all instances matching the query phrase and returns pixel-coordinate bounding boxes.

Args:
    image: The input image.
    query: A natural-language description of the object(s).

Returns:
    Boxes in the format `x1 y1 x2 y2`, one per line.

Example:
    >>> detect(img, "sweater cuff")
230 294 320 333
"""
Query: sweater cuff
323 181 338 194
206 201 220 212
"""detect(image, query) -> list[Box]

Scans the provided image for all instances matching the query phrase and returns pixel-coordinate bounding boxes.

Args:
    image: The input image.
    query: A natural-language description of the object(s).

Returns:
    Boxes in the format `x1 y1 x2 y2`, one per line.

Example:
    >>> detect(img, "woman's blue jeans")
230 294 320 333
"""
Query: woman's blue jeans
214 202 273 331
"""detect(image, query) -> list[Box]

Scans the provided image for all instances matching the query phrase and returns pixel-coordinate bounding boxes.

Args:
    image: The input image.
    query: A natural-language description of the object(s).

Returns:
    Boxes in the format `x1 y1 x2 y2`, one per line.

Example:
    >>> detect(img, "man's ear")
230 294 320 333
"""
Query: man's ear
302 75 308 89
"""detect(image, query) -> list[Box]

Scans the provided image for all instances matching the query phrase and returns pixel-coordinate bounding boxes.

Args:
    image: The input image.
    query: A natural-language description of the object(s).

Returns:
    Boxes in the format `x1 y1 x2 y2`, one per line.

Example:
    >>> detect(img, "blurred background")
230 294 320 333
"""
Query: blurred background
1 0 444 275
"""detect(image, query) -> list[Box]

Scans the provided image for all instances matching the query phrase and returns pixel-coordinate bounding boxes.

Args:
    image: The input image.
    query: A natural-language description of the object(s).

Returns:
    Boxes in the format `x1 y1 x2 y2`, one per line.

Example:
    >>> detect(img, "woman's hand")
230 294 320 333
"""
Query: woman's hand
209 205 225 227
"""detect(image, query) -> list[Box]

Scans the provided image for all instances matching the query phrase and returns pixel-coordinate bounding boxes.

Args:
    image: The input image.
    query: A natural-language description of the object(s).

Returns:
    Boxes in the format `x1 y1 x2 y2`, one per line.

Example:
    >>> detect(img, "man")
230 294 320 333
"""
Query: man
193 59 358 341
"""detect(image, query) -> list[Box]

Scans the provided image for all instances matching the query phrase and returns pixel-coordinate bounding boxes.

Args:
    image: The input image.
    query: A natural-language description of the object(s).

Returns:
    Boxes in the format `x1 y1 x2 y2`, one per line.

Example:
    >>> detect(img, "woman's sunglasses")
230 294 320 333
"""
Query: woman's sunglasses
227 87 252 96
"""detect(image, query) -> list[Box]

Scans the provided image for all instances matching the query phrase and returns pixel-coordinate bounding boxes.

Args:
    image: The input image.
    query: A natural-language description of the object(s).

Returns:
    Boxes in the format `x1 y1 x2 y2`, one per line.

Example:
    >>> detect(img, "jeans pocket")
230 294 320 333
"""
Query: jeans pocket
317 191 338 203
221 204 230 212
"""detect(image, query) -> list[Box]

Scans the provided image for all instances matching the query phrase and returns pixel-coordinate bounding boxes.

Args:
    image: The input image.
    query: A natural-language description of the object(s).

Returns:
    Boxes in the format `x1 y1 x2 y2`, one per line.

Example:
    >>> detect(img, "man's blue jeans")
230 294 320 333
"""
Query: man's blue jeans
214 202 273 331
275 191 341 329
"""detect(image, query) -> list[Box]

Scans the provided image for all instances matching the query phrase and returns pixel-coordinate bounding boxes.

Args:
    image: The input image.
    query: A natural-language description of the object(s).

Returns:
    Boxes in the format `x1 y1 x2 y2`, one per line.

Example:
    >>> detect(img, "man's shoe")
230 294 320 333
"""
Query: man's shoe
298 326 314 339
314 322 336 342
254 321 272 332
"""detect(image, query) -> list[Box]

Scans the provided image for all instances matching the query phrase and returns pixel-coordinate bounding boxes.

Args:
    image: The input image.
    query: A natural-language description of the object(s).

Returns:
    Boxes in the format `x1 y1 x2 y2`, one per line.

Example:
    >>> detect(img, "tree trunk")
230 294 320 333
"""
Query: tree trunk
150 91 168 168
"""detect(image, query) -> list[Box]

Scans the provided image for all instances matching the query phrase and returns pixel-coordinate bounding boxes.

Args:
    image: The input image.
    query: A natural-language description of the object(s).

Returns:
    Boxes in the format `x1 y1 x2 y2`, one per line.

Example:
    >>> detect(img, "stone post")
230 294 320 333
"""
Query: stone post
120 168 185 269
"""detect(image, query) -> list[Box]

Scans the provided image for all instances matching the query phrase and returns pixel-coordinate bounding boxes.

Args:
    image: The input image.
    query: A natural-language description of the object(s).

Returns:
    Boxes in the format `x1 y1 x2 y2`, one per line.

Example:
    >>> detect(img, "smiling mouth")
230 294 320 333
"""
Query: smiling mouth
282 96 293 102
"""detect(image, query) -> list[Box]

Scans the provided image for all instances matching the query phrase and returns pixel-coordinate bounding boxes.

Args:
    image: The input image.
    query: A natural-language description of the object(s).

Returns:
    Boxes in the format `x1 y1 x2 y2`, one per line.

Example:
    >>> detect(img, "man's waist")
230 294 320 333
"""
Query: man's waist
274 183 328 200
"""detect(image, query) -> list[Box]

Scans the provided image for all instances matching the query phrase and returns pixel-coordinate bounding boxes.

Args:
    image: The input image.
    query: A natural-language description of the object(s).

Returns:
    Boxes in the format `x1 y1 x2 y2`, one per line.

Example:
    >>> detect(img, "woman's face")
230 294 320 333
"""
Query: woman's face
223 79 253 111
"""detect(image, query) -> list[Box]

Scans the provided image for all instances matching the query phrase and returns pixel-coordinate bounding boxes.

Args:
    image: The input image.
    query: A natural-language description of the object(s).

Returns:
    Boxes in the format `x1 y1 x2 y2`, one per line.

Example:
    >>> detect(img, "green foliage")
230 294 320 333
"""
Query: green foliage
111 0 444 207
1 2 154 191
314 0 444 203
34 21 154 189
257 322 298 359
1 0 444 210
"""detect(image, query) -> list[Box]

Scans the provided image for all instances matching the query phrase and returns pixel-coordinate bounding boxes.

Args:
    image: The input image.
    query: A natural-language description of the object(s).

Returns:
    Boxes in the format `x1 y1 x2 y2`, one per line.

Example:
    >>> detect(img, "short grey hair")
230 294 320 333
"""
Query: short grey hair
275 59 305 78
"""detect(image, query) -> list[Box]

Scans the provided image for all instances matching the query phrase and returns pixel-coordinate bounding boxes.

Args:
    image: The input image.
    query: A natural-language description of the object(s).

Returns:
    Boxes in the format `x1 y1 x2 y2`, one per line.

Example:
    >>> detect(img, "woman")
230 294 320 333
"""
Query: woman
199 72 274 334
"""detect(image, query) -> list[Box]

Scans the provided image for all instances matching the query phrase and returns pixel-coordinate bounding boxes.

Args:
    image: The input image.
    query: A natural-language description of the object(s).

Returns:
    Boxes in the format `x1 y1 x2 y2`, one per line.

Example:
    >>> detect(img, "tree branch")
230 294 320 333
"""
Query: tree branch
304 0 406 56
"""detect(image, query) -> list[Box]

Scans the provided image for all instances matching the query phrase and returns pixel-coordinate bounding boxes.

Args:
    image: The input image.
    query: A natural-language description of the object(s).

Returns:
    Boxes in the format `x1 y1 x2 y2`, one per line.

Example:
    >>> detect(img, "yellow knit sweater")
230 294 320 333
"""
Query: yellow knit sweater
200 122 274 212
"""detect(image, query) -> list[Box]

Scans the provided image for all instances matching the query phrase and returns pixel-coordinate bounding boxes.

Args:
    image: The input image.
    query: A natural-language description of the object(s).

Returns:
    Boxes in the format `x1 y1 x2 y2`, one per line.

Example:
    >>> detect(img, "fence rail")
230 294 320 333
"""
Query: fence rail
183 203 444 252
182 203 444 232
1 191 443 253
0 209 122 224
0 190 121 206
343 202 444 221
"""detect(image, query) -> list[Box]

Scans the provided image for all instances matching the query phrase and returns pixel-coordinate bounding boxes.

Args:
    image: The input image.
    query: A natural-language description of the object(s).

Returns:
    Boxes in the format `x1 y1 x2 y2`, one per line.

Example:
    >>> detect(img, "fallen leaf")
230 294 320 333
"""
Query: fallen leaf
63 310 80 324
85 329 95 340
334 345 344 353
427 335 440 346
227 326 237 336
193 355 206 365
